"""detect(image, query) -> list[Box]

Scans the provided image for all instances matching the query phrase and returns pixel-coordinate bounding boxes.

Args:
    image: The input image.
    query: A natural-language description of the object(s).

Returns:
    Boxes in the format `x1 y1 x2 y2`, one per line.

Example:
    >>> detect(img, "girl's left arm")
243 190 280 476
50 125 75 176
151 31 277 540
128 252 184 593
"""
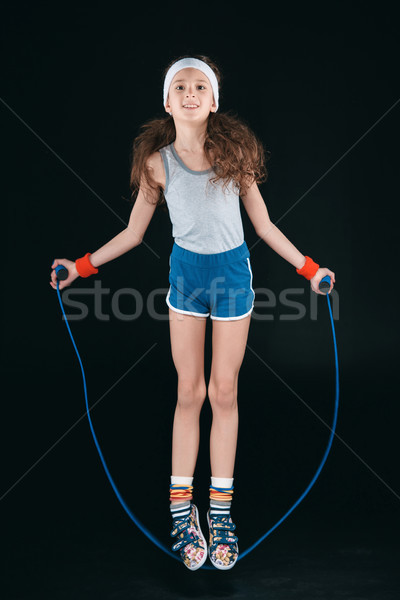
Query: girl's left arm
240 182 336 295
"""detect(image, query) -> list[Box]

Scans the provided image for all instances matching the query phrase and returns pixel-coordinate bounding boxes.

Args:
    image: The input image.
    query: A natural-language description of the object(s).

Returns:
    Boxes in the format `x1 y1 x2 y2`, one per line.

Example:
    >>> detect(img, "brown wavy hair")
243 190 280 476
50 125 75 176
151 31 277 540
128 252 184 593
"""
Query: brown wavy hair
128 54 271 209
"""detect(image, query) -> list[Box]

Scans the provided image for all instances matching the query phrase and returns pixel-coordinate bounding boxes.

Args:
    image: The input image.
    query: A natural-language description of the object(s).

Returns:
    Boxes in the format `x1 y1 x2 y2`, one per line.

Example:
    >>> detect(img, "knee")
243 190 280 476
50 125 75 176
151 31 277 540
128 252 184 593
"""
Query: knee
208 379 237 412
177 379 207 411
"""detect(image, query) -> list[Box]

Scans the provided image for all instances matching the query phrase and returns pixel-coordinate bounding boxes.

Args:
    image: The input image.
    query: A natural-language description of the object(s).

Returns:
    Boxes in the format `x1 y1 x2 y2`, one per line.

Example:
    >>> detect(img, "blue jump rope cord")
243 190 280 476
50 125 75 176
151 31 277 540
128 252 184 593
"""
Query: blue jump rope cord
56 281 339 568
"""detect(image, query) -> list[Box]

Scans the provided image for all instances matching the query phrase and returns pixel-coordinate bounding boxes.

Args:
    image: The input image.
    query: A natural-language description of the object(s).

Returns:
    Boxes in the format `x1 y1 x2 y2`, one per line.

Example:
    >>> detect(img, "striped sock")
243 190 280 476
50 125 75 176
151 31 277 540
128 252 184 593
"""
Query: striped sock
170 475 193 518
209 476 234 516
170 501 191 519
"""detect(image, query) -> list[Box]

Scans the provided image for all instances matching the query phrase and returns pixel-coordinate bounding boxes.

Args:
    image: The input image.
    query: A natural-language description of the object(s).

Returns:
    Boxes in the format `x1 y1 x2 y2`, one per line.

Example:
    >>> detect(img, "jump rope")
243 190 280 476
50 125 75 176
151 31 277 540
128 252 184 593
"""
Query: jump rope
54 264 338 569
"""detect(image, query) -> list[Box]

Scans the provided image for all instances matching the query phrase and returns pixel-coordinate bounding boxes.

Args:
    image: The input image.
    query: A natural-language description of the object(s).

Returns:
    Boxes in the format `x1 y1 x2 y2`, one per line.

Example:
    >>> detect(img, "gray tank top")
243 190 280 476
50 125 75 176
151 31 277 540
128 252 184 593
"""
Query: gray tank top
159 142 245 254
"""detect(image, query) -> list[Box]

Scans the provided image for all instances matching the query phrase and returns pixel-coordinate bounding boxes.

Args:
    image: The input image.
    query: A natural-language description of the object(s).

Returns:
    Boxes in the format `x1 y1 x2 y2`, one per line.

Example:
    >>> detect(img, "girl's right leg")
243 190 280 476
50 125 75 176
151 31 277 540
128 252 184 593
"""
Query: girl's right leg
168 308 208 570
168 307 207 490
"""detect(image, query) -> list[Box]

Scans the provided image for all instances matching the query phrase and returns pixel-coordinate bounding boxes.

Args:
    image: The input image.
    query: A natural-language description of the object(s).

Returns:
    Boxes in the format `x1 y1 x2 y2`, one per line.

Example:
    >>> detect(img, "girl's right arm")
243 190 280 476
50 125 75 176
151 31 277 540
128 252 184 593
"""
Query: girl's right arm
50 152 165 290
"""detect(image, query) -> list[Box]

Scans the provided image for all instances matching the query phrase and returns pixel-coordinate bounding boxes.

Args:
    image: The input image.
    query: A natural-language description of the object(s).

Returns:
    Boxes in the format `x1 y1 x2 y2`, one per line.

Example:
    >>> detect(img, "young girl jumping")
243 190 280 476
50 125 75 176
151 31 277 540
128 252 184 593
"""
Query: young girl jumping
50 54 335 571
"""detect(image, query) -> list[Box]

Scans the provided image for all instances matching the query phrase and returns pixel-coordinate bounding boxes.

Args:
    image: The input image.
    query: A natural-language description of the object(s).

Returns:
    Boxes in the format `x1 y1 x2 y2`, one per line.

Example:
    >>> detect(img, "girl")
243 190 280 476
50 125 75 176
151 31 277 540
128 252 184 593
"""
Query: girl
50 54 336 571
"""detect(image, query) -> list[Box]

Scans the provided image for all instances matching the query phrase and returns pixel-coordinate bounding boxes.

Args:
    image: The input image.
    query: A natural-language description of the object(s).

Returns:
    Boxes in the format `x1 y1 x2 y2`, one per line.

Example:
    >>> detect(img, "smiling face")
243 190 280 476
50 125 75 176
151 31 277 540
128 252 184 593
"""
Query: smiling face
165 67 217 121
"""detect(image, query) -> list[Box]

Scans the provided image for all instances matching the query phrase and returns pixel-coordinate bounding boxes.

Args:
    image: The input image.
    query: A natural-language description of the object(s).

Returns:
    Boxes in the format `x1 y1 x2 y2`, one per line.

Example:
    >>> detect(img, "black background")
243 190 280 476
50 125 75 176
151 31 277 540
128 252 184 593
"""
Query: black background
1 2 399 598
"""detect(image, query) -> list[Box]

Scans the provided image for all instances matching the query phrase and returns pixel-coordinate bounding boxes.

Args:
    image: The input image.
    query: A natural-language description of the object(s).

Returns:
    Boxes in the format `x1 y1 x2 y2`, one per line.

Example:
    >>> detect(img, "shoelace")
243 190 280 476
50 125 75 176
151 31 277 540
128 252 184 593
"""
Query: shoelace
170 514 203 552
209 514 238 546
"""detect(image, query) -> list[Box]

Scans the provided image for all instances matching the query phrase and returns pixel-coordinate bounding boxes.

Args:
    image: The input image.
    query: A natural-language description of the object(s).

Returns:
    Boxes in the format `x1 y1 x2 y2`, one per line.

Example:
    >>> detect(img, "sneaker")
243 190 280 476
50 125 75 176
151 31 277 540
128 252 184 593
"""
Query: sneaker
170 503 207 570
207 510 239 570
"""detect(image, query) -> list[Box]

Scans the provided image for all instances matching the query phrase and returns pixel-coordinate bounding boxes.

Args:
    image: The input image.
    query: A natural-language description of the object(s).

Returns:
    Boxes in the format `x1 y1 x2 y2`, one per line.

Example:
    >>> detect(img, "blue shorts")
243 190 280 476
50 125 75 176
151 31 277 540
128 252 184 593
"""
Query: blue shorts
166 241 255 320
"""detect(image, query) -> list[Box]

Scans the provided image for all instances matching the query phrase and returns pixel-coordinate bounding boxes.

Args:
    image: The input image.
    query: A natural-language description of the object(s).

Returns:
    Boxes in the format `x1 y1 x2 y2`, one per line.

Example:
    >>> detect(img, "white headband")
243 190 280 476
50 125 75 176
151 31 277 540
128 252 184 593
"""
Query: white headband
163 58 219 114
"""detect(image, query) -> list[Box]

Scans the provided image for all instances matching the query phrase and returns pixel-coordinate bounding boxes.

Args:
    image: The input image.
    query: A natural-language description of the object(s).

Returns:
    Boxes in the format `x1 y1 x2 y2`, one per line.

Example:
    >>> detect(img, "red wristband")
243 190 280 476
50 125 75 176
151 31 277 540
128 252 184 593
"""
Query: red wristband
296 256 319 280
75 252 99 278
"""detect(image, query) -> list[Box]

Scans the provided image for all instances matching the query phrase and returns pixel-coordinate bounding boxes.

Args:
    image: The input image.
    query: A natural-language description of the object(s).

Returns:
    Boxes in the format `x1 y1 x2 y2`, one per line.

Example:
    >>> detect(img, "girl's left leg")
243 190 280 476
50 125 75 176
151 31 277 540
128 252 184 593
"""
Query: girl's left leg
207 313 251 569
208 313 252 477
